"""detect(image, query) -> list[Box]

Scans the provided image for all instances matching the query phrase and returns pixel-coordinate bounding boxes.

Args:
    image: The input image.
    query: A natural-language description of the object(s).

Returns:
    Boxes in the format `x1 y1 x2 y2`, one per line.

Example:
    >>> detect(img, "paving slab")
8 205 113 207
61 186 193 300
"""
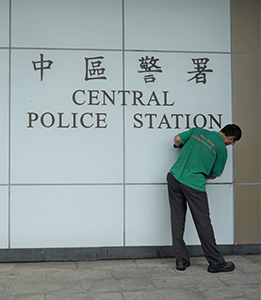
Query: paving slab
110 265 176 279
46 268 114 282
1 296 45 300
46 292 125 300
123 288 206 300
198 286 261 300
149 274 226 290
81 278 155 293
0 283 10 299
7 281 83 297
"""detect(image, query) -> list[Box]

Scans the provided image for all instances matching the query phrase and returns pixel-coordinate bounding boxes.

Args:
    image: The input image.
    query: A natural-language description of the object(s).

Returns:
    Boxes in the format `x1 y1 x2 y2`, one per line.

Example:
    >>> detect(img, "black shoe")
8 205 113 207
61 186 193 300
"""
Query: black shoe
176 259 190 271
208 261 235 273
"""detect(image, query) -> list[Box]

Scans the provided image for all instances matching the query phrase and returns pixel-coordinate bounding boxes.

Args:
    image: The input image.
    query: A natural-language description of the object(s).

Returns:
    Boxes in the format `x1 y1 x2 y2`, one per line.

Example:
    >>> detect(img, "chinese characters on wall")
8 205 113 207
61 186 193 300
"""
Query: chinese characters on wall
32 53 53 81
32 53 213 84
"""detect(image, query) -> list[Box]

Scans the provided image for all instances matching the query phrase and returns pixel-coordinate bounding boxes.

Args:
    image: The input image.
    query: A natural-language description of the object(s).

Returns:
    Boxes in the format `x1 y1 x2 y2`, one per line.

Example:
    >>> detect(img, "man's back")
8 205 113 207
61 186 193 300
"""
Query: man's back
170 127 227 191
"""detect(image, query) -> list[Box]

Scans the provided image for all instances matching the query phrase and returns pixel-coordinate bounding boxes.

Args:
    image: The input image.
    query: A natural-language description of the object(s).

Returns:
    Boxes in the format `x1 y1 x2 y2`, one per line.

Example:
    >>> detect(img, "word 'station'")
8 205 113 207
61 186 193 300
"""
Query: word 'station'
28 54 221 130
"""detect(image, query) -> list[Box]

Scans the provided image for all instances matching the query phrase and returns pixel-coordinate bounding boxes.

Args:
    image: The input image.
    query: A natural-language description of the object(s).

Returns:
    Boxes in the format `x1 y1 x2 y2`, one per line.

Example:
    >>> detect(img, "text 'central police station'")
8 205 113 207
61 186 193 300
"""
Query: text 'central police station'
27 90 223 130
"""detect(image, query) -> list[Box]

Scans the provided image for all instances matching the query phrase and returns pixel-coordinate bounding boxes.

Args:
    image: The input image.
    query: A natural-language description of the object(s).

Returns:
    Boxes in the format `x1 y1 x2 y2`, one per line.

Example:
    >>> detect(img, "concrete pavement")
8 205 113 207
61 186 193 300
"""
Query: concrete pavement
0 254 260 300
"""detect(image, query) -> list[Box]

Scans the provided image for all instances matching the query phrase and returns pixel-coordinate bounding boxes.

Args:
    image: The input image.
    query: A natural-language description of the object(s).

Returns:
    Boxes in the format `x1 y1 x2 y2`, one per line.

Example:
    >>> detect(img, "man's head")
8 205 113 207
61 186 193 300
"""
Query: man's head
219 124 242 146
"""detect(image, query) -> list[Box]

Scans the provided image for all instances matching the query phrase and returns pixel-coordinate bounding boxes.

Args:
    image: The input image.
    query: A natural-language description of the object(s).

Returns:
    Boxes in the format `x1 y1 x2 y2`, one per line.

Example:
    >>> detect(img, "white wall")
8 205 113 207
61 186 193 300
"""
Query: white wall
1 0 233 249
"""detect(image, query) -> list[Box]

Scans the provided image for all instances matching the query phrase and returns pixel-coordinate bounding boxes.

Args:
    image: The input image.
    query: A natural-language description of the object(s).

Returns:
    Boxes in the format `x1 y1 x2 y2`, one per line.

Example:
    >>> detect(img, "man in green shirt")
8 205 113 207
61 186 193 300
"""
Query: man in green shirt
167 124 242 273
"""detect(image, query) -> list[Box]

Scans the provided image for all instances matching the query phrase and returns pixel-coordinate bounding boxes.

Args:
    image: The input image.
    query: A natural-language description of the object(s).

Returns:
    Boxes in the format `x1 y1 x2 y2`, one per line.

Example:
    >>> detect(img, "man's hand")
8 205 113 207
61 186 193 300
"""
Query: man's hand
173 135 183 148
174 144 183 148
206 174 216 180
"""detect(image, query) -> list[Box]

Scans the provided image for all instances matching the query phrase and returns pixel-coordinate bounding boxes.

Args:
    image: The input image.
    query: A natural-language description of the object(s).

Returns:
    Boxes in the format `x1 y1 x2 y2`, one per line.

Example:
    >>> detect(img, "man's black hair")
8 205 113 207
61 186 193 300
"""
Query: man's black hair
220 124 242 141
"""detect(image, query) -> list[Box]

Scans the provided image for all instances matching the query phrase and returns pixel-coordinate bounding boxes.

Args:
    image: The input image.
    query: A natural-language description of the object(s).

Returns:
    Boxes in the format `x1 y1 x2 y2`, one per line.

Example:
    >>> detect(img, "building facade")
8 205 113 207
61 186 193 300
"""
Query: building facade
0 0 260 262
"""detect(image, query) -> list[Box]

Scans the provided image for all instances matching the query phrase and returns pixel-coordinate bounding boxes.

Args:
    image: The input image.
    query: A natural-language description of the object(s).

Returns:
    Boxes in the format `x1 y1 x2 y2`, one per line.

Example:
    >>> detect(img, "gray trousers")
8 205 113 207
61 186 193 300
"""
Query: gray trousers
167 172 224 264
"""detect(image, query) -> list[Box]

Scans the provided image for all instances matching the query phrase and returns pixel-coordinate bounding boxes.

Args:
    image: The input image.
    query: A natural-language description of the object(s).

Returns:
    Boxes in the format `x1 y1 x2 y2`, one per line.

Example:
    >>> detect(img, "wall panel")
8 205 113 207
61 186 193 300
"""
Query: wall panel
10 186 124 248
10 49 124 184
0 0 9 47
235 185 261 244
11 0 123 49
232 0 260 244
0 187 8 249
125 184 234 246
0 50 9 184
125 0 230 52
